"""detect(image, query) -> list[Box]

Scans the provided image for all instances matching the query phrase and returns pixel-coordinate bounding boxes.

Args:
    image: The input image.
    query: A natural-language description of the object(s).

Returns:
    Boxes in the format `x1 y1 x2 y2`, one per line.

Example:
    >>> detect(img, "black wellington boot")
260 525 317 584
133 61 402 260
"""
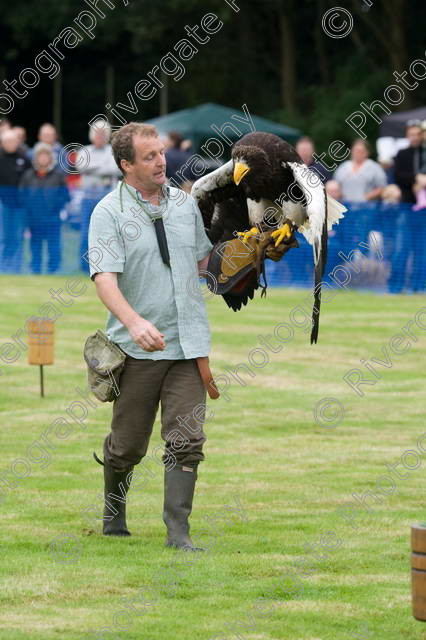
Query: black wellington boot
163 464 204 551
103 461 133 536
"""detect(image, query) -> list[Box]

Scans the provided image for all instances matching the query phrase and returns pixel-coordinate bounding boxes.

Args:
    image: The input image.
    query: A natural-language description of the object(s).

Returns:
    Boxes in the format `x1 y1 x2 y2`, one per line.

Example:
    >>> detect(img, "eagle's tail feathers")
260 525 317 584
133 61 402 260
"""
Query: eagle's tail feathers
326 195 346 229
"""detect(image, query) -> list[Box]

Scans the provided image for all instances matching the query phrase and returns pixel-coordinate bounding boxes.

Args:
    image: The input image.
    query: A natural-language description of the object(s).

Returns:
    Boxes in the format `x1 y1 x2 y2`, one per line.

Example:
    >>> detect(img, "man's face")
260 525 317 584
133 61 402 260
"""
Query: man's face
93 129 108 148
125 135 167 189
1 131 20 153
296 141 314 165
39 125 57 145
351 143 368 163
407 126 423 147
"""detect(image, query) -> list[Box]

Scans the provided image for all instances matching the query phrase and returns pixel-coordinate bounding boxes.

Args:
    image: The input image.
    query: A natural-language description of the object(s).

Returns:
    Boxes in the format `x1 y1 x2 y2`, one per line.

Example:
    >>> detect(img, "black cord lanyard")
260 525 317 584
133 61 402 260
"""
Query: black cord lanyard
119 180 171 267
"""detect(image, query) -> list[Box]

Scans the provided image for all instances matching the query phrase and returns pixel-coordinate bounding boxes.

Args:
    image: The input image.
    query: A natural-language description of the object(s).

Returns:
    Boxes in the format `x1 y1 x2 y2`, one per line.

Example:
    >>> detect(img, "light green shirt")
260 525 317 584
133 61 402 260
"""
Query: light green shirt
88 180 213 360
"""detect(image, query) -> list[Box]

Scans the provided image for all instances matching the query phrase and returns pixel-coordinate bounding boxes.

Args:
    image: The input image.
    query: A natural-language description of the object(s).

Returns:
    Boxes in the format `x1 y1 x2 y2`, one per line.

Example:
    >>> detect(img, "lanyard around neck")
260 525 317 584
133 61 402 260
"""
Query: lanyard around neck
119 180 171 267
119 180 165 220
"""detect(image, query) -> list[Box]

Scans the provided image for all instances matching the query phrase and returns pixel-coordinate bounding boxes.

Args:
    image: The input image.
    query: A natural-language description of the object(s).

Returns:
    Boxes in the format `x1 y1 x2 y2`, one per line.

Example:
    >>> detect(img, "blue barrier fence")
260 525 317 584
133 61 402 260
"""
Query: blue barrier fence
0 186 424 293
266 201 426 294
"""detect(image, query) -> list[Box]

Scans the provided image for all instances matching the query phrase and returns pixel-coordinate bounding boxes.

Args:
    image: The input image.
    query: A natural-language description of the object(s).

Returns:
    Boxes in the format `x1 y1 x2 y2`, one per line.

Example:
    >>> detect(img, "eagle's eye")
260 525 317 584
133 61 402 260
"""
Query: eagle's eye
233 161 251 185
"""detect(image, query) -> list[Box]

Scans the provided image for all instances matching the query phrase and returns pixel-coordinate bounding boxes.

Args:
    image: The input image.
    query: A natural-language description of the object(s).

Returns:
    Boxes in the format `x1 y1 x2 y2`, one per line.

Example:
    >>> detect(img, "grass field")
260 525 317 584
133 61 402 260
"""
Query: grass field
0 275 426 640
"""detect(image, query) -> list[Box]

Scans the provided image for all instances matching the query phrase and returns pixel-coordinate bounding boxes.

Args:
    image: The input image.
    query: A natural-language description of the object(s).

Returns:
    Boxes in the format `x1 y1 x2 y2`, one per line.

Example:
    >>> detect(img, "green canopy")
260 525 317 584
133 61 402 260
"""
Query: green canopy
146 103 301 153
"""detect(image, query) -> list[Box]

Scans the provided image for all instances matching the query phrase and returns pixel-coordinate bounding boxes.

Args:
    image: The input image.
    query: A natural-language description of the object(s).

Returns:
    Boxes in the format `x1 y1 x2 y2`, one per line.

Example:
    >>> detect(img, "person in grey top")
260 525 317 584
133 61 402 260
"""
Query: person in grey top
87 122 213 551
334 139 387 202
78 120 122 272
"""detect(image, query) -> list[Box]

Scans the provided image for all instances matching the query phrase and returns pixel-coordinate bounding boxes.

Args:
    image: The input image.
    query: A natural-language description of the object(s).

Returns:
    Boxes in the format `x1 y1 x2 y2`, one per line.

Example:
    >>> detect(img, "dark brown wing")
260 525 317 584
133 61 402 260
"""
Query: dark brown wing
191 160 249 242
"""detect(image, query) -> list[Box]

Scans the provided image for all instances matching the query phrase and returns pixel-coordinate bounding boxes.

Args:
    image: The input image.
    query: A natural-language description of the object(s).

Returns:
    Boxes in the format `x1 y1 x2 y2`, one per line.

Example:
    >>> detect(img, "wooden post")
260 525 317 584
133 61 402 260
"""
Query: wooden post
412 524 426 620
27 318 55 397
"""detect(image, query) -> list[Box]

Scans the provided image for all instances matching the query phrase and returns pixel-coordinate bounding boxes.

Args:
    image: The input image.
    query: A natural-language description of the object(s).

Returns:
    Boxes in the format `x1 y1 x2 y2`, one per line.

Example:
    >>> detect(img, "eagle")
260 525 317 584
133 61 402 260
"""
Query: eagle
191 131 346 344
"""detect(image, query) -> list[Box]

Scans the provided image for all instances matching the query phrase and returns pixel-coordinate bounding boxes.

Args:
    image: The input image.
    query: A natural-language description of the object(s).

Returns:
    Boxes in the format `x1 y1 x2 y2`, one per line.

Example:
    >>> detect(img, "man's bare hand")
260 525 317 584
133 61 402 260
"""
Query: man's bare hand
128 317 166 352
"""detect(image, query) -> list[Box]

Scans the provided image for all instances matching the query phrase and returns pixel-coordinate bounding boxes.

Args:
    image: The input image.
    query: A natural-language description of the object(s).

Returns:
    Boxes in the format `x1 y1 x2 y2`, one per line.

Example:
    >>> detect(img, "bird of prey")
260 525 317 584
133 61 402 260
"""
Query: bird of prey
191 131 346 343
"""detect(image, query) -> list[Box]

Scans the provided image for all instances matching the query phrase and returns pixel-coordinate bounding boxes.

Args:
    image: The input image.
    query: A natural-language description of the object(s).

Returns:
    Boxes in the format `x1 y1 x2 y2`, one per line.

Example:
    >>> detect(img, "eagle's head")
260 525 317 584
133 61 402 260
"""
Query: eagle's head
231 144 272 190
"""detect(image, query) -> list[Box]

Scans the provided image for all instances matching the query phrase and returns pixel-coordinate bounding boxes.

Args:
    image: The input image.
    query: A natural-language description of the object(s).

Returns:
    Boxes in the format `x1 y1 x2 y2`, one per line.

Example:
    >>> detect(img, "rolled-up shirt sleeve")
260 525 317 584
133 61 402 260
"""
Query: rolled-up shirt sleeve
193 200 213 261
87 204 125 280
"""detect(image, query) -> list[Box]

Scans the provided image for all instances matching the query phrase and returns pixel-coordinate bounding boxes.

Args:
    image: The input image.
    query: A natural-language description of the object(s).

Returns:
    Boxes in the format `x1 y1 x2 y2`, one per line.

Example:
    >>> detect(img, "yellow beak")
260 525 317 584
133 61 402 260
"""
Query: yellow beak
233 162 251 185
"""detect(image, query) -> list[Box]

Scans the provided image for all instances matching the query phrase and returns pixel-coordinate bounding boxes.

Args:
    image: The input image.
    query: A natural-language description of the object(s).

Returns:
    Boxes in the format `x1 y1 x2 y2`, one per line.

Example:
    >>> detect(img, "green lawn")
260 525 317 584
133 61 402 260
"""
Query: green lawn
0 275 426 639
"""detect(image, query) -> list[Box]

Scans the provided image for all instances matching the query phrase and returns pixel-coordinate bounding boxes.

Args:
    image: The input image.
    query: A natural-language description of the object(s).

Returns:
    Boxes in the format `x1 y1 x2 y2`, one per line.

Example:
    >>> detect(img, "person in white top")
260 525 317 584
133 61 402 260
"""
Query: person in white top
334 139 387 202
78 120 122 272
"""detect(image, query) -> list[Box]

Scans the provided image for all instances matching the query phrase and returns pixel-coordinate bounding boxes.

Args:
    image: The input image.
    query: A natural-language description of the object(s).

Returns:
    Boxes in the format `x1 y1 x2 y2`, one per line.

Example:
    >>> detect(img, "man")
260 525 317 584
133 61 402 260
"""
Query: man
87 122 213 551
77 119 121 272
295 136 332 183
29 123 64 168
165 130 193 187
394 121 426 203
13 126 30 157
0 129 31 272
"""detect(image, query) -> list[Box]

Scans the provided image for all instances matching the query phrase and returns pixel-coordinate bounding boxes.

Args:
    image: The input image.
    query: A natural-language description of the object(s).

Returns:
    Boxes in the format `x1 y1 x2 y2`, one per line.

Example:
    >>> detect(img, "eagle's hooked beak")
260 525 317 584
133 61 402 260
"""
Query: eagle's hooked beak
233 161 251 185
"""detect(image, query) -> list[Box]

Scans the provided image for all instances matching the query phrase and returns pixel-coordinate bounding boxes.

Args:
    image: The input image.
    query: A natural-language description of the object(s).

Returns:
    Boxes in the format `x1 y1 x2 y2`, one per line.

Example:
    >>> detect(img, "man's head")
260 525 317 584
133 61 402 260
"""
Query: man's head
296 136 315 165
89 119 111 148
111 122 166 190
406 123 423 147
166 131 183 150
13 126 27 145
0 118 12 136
1 130 20 154
38 123 58 145
351 139 369 163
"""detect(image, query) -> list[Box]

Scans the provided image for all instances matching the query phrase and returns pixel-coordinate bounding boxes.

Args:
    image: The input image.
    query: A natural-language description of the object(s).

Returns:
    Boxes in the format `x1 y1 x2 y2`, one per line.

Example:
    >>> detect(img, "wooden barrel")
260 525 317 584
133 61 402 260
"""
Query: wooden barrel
27 317 55 365
411 524 426 620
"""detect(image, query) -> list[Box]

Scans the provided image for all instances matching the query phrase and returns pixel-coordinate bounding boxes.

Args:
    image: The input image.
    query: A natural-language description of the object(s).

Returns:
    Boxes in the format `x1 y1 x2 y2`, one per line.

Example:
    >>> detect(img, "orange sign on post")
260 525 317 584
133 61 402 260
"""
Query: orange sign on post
27 317 55 397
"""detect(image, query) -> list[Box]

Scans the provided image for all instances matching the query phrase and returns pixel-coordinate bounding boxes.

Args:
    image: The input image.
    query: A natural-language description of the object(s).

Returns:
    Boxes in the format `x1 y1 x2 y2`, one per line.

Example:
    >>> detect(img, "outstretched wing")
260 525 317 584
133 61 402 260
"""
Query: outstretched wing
286 162 346 344
191 160 250 244
192 160 261 311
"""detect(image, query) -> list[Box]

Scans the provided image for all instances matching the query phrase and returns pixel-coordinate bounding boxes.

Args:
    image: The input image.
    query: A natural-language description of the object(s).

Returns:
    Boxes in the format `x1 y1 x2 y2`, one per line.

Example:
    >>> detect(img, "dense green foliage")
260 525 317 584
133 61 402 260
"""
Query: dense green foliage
1 0 425 149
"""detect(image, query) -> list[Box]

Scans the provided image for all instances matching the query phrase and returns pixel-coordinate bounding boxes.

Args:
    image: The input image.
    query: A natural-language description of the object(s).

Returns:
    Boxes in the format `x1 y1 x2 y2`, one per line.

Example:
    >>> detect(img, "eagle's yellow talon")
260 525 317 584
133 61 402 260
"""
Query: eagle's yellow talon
237 226 259 244
271 223 292 248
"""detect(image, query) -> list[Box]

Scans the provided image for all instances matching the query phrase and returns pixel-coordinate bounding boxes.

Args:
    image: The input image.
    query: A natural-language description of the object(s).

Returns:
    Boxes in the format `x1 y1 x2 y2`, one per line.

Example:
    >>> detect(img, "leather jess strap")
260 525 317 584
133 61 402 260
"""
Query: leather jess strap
196 356 220 399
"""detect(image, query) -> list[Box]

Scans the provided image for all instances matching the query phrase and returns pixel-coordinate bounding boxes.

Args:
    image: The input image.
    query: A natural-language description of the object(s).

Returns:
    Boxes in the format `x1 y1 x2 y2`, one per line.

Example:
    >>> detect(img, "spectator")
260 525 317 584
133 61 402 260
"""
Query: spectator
0 129 31 272
165 131 193 186
29 122 67 172
382 179 426 293
20 143 69 274
13 126 30 156
325 180 342 200
77 119 121 272
334 139 387 202
0 118 12 140
296 136 332 183
393 122 426 204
